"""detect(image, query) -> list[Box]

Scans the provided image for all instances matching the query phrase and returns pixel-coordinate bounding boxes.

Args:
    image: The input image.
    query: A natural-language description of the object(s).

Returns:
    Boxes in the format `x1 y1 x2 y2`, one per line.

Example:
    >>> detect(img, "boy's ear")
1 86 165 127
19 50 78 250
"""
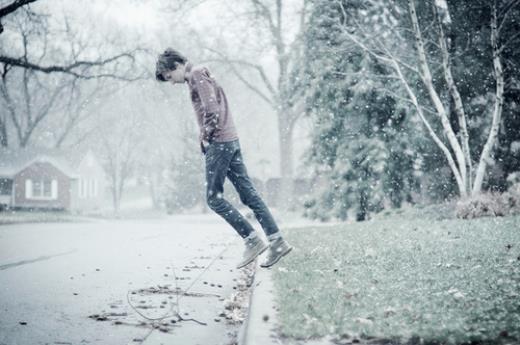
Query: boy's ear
155 69 167 82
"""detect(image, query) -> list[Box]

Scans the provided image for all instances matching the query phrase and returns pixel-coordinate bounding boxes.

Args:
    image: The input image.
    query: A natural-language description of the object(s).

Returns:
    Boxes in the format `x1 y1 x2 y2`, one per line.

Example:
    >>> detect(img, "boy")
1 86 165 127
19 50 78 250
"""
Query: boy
155 48 292 268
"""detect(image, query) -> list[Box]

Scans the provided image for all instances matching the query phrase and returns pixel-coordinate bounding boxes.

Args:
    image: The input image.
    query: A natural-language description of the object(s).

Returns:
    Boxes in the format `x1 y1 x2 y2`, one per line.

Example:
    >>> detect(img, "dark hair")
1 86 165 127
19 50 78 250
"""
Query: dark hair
155 48 187 82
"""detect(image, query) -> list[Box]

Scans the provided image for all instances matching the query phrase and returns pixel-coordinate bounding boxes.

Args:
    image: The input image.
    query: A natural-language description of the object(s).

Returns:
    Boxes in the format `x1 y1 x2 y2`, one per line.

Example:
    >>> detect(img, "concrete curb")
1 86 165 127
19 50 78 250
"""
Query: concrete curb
238 261 282 345
236 265 255 345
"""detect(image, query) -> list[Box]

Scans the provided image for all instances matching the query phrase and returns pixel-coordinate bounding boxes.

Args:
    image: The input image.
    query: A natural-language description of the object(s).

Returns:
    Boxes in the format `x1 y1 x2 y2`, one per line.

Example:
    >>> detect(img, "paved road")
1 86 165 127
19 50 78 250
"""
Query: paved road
0 214 248 345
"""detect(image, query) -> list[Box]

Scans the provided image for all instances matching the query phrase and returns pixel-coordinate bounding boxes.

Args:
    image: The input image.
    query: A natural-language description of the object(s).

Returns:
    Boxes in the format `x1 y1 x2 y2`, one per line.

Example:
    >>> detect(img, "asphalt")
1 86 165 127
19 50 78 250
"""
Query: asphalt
0 214 250 345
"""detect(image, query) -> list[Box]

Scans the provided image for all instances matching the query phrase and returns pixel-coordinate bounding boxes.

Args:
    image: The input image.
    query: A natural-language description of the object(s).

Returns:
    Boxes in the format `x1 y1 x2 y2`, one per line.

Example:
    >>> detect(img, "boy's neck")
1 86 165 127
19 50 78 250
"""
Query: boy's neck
184 62 193 82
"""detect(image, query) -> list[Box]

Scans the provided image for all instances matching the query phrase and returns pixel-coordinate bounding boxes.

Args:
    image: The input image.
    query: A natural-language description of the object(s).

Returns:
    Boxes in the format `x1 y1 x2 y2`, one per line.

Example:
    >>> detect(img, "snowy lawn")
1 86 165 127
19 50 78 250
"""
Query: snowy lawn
0 210 82 225
272 213 520 344
0 207 168 225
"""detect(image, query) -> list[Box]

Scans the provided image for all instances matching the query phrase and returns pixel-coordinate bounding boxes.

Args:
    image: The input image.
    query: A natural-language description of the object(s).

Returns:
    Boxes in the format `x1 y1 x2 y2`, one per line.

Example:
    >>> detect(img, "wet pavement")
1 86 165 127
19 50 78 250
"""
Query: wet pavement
0 214 254 345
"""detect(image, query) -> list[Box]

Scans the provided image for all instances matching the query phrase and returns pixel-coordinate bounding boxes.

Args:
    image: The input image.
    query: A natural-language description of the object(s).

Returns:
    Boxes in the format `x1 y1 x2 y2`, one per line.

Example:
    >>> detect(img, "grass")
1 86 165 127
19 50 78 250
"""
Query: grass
272 213 520 344
376 202 458 222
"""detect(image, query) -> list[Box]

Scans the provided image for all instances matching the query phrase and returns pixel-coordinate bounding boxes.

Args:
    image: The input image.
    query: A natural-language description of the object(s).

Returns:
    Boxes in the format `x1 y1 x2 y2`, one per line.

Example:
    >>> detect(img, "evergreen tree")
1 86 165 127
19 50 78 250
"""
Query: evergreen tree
302 0 424 221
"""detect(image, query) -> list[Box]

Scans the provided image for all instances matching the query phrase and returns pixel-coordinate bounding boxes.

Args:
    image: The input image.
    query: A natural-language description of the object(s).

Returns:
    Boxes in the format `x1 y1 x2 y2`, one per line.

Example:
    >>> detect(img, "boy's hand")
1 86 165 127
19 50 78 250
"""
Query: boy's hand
200 140 210 154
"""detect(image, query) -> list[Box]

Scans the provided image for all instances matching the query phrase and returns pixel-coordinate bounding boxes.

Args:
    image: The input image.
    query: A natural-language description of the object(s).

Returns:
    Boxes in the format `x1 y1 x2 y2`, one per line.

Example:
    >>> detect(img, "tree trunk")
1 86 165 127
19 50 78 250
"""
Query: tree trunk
111 162 121 215
434 3 473 191
113 191 120 215
0 119 7 147
392 59 466 195
356 189 368 221
472 3 504 195
148 177 158 210
342 0 509 199
409 0 468 195
277 110 295 208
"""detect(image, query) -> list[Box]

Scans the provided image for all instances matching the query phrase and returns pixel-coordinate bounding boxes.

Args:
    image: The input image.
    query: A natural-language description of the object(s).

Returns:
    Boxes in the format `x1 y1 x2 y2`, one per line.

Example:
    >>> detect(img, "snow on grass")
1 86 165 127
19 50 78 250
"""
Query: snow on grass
272 214 520 344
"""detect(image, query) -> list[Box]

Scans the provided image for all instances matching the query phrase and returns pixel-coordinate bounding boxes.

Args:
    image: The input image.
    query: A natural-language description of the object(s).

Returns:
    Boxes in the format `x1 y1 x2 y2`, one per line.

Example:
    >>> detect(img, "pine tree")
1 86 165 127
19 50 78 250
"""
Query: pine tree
302 0 424 221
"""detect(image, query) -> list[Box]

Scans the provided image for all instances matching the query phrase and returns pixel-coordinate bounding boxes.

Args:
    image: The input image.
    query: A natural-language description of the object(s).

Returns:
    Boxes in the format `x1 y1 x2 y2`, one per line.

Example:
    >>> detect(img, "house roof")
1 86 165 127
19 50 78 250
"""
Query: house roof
0 148 85 178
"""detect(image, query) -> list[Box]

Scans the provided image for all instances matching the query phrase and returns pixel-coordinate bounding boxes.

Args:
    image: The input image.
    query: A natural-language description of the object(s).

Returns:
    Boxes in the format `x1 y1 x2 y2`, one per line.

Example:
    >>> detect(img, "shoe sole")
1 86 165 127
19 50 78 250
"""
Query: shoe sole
260 246 293 268
236 243 269 269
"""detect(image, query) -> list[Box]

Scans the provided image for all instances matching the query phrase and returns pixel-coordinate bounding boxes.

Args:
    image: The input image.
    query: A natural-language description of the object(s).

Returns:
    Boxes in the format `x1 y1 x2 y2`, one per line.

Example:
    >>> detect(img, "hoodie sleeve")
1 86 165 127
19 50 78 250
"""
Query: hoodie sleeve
191 68 220 142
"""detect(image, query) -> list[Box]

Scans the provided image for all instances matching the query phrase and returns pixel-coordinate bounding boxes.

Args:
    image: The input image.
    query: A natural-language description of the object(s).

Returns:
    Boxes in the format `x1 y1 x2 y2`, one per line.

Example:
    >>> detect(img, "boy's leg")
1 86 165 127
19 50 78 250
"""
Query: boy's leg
226 141 292 268
226 145 281 239
205 142 256 239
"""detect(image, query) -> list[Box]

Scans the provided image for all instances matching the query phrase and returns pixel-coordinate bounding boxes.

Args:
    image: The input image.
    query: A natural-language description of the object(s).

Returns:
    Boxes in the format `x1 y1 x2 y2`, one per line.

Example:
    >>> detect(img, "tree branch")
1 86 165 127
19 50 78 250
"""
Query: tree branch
392 59 465 194
200 54 275 106
498 0 520 33
0 51 142 80
0 0 38 18
0 0 39 34
409 0 467 191
250 0 278 41
202 46 277 100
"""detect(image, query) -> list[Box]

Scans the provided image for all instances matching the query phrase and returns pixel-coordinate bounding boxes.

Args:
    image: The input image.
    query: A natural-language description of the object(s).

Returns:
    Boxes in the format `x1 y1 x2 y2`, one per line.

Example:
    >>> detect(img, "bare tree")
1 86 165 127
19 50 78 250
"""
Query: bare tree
99 109 143 215
0 8 143 148
1 2 141 76
202 0 311 206
0 65 71 147
338 0 519 198
51 78 128 148
0 0 39 34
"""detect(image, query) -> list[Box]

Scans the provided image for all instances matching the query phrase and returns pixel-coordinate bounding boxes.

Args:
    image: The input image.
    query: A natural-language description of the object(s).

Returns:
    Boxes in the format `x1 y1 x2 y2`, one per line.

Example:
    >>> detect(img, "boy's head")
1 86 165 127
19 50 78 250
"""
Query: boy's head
155 48 188 83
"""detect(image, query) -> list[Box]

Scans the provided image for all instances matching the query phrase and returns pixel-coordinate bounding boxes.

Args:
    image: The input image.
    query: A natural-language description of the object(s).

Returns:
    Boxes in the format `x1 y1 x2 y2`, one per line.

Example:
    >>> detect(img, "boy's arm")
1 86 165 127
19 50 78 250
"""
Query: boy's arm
192 69 220 143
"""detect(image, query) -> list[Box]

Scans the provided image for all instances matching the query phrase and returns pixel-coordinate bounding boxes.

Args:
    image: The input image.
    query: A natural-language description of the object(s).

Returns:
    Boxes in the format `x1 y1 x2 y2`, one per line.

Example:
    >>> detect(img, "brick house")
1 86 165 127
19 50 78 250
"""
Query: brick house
0 149 106 212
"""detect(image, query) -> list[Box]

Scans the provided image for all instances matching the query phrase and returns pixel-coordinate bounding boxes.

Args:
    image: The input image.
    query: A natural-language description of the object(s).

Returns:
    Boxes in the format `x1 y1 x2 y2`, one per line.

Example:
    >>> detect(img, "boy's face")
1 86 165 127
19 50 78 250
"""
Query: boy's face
163 64 186 84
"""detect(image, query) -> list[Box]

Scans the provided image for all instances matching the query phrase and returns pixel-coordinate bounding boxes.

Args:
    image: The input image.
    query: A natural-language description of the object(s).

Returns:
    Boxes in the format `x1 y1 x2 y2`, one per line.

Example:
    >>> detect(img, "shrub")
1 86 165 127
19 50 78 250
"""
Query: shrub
456 184 520 219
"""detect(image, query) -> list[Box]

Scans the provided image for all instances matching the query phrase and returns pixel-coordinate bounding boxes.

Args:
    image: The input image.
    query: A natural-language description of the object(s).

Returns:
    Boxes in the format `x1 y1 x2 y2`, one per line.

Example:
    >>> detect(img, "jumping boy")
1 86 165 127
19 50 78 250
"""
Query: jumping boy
155 48 292 268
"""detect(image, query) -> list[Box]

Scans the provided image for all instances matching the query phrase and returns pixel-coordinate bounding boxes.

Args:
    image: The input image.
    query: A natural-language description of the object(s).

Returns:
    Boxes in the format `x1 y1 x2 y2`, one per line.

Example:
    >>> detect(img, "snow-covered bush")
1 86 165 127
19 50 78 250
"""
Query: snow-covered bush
504 182 520 215
456 185 520 219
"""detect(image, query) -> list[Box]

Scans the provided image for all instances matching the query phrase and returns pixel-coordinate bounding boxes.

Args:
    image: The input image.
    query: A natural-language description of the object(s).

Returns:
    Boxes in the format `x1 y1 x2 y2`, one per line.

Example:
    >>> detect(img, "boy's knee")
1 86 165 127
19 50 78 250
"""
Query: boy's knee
207 192 224 210
239 188 262 208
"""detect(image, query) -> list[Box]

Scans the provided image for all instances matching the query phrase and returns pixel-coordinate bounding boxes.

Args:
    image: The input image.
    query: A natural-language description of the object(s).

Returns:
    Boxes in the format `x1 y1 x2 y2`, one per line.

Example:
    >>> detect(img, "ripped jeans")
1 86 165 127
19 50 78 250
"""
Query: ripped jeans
204 139 280 238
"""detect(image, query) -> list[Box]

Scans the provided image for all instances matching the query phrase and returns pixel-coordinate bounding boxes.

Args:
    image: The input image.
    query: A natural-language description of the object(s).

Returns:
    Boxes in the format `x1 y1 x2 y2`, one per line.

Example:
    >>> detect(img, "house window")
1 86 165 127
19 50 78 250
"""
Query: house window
33 180 51 197
26 179 58 200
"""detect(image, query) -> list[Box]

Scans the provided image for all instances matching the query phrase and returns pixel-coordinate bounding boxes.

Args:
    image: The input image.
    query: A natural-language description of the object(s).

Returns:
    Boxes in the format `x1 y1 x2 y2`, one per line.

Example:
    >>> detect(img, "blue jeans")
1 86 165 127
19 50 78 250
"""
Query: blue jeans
204 139 280 238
